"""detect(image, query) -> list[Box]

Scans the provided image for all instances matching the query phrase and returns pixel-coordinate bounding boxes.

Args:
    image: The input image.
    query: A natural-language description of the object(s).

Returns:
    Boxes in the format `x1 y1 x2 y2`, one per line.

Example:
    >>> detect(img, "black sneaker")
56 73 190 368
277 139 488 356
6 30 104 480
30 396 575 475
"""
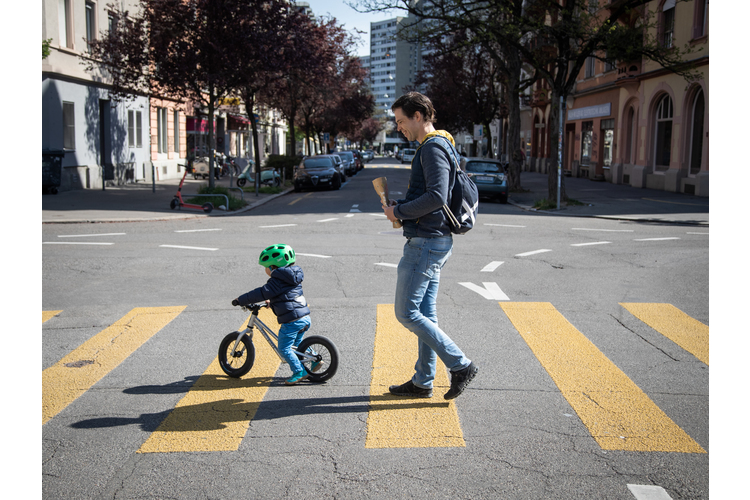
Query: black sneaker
444 362 478 400
388 380 433 398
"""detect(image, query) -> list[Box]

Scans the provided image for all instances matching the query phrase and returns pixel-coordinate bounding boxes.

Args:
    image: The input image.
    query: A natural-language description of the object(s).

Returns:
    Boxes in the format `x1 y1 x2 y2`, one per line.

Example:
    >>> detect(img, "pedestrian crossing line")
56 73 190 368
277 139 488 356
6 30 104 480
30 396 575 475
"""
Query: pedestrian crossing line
43 310 62 323
42 306 186 425
138 308 280 453
620 303 708 366
499 302 705 453
365 304 465 449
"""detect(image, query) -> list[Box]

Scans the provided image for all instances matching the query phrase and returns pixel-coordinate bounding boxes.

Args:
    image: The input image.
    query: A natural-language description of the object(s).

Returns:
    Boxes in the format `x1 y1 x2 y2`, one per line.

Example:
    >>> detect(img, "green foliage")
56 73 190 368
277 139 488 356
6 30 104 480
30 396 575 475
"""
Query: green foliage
43 38 52 59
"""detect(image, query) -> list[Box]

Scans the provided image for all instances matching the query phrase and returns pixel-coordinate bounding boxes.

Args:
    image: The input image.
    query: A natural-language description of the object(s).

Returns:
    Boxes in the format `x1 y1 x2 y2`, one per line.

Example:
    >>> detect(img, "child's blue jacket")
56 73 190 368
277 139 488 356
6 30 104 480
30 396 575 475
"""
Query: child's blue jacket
237 265 310 324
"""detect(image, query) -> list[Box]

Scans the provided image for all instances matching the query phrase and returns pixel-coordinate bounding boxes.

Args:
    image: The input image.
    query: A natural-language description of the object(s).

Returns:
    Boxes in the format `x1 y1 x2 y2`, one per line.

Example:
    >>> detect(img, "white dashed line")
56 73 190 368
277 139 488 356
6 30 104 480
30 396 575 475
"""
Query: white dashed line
159 245 218 251
317 218 339 223
259 224 298 228
634 237 680 241
459 282 510 300
571 228 633 232
516 249 552 257
375 263 398 268
43 242 114 245
57 233 126 238
481 261 504 272
484 223 526 228
174 228 222 233
296 253 332 259
571 241 611 247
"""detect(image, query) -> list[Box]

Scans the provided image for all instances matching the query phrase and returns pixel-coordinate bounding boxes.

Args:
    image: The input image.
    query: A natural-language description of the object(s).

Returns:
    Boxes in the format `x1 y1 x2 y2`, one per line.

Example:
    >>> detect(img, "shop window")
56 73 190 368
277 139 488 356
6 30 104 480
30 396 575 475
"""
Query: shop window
580 121 593 167
689 89 705 175
601 119 614 167
624 106 636 164
654 94 673 170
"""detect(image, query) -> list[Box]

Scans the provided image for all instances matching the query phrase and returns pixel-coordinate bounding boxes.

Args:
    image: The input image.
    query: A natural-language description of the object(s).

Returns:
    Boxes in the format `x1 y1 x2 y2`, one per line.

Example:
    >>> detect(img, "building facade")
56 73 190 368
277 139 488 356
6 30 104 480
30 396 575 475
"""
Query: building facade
525 0 709 196
42 0 152 190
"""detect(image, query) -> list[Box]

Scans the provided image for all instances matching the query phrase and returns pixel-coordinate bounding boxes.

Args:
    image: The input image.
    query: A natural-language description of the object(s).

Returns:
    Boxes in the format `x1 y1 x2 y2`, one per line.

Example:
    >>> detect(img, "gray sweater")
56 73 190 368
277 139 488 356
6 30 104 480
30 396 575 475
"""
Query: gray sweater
394 136 455 238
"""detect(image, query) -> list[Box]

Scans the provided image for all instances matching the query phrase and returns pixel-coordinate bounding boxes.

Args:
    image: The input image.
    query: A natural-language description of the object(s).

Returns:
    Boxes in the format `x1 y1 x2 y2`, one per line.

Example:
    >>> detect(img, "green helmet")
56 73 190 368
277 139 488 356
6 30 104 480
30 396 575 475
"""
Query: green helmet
259 244 296 268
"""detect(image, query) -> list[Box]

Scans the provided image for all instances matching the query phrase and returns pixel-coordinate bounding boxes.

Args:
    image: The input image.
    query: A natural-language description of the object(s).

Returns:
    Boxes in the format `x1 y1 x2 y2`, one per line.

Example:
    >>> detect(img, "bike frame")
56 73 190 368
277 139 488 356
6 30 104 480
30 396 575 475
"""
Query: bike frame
232 304 317 364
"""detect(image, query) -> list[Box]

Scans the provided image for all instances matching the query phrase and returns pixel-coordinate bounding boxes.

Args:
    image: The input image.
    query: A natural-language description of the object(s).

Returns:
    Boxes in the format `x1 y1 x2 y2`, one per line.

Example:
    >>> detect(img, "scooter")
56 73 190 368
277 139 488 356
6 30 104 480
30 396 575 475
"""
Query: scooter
236 161 281 188
170 168 214 213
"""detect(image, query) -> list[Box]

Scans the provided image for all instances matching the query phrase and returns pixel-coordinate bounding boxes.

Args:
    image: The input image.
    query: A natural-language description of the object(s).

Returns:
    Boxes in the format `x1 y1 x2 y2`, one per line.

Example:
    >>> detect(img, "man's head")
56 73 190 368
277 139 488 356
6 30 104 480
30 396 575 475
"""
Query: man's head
392 92 436 143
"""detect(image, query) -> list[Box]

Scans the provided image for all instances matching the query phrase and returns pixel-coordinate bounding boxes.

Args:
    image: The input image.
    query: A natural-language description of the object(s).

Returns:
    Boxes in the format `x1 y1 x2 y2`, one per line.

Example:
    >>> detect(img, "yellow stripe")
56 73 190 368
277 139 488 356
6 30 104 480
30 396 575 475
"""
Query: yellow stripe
500 302 705 453
42 306 185 425
620 303 709 365
43 310 63 323
365 304 465 448
138 308 281 453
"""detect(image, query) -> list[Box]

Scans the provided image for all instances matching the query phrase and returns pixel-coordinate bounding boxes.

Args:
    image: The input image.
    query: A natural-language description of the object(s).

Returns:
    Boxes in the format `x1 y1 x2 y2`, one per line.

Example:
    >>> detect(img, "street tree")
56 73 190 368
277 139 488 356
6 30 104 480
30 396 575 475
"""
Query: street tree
413 29 504 158
85 0 272 187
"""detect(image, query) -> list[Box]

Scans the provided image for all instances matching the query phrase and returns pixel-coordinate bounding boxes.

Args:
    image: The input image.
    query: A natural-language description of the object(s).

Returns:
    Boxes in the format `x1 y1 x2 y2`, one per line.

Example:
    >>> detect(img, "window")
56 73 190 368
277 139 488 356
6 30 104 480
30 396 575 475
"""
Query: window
693 0 708 39
625 106 636 164
654 94 673 170
128 110 135 147
689 89 705 175
157 108 168 154
63 102 75 150
85 2 96 52
174 110 180 154
585 56 595 78
59 0 73 49
661 0 676 48
136 111 142 148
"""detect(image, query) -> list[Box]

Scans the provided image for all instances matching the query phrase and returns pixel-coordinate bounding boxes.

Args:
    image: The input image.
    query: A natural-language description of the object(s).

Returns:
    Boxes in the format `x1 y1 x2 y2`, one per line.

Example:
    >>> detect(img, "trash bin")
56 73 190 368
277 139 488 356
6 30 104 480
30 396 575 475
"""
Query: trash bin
42 149 65 194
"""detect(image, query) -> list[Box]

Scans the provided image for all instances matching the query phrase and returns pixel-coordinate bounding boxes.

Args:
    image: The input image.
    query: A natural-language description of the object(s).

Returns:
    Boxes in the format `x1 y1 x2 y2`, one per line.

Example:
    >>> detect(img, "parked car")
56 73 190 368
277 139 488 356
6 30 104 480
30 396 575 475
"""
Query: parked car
334 151 357 176
327 153 347 182
401 148 416 164
361 150 374 162
293 155 343 192
460 157 508 203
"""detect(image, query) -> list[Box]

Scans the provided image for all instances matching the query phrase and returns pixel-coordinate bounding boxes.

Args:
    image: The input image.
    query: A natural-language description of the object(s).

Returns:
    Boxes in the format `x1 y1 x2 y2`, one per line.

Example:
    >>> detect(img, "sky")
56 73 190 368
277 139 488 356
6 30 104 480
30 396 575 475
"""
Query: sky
301 0 400 57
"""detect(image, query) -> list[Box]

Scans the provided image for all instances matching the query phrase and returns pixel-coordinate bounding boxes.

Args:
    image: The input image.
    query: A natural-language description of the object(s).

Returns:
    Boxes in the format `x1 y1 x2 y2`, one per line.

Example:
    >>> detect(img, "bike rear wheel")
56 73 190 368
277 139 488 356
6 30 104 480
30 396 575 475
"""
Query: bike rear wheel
297 335 339 383
219 332 255 378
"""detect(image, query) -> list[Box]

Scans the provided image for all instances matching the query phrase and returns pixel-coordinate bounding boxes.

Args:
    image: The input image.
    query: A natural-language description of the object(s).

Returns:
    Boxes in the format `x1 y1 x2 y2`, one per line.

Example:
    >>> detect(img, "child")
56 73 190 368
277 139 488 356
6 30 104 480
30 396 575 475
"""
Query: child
232 244 312 385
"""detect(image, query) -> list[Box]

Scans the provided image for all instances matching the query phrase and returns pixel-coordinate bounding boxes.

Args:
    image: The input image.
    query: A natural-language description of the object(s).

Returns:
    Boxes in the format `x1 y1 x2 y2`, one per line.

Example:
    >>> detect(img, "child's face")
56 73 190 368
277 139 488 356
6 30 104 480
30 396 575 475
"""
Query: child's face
265 266 273 277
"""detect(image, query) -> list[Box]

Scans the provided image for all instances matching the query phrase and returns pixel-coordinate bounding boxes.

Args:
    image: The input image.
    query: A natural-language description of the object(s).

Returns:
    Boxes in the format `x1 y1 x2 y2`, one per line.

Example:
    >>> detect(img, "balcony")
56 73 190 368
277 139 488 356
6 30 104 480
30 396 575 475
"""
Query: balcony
616 60 642 83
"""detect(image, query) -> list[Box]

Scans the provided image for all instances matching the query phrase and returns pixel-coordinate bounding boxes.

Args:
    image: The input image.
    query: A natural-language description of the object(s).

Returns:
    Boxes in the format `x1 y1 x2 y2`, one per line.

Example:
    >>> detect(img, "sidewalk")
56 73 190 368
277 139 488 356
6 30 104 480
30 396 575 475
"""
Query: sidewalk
42 174 290 224
41 170 709 226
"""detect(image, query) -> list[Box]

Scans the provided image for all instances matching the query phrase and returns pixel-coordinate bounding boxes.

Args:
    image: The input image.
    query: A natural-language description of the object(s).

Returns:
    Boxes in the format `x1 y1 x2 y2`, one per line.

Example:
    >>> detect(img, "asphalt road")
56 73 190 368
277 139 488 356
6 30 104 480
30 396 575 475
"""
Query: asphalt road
41 161 709 499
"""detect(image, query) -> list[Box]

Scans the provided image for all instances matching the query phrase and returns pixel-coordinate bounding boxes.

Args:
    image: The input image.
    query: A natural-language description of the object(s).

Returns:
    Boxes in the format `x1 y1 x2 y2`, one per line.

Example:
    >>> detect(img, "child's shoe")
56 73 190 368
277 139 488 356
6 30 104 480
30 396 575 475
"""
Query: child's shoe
285 369 309 385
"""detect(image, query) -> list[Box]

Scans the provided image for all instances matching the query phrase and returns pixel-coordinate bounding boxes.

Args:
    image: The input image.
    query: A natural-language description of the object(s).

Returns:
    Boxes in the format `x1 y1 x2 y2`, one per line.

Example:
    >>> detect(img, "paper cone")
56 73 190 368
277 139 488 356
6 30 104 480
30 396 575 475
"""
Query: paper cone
372 177 402 228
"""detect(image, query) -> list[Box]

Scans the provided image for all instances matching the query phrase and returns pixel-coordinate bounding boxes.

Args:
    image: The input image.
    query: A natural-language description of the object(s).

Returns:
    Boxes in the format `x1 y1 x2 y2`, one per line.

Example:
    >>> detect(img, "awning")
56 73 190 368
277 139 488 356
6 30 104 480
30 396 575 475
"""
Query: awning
229 114 251 124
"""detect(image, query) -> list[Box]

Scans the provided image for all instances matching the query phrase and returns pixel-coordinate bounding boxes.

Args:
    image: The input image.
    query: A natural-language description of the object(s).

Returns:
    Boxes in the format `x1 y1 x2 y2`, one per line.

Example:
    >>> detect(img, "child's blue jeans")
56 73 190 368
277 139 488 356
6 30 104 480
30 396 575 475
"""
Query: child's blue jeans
278 315 311 374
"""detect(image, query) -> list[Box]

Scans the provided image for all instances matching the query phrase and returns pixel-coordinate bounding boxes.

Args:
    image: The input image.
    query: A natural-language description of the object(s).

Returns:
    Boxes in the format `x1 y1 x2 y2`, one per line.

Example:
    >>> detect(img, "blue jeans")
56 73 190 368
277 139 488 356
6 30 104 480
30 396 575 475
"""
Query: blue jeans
278 315 311 374
394 236 470 389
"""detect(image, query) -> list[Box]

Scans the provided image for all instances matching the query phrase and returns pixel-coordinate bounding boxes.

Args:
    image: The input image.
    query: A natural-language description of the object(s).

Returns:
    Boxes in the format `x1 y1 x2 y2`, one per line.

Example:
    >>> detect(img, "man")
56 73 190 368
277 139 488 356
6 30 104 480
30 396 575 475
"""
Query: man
382 92 478 400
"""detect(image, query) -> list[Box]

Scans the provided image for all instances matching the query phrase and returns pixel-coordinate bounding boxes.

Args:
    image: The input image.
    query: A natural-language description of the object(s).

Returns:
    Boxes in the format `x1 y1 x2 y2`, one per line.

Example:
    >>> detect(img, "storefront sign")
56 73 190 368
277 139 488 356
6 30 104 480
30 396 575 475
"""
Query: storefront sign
567 103 611 121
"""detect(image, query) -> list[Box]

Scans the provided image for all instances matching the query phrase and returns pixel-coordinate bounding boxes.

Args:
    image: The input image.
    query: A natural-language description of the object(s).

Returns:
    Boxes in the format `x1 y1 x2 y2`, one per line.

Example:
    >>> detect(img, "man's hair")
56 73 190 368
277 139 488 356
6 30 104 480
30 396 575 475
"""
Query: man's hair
391 92 436 123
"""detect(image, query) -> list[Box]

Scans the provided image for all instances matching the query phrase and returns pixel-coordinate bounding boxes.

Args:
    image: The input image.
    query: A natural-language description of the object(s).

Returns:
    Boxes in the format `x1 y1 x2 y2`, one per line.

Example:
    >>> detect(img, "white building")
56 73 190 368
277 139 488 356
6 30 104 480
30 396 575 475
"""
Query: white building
42 0 151 190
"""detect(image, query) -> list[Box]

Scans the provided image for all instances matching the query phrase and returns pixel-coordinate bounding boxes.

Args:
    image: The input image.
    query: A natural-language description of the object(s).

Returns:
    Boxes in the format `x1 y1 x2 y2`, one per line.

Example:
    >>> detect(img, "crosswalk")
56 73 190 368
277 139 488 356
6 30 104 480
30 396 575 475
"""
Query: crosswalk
42 302 707 454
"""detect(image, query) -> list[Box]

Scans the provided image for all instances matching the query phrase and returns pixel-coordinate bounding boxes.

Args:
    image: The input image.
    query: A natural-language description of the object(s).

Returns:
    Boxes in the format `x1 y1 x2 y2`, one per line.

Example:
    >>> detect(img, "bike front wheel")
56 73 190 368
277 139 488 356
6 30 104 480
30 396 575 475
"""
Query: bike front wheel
297 335 339 383
219 332 255 378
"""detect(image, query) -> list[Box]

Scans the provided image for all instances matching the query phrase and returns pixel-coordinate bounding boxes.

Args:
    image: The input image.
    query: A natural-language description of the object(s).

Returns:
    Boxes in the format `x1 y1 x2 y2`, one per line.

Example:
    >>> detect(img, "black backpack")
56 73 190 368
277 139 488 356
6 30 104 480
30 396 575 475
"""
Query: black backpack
421 136 479 235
